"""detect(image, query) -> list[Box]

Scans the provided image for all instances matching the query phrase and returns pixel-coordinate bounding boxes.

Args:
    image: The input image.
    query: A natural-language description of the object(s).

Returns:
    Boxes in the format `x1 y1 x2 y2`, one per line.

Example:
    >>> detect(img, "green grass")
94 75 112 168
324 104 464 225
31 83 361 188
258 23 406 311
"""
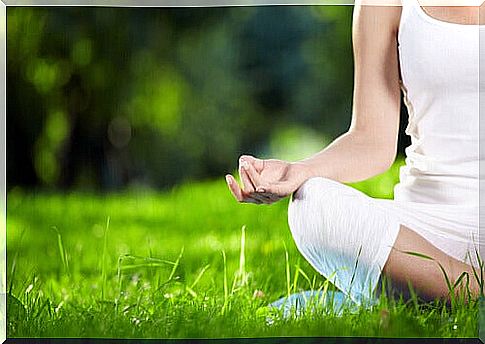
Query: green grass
6 160 482 338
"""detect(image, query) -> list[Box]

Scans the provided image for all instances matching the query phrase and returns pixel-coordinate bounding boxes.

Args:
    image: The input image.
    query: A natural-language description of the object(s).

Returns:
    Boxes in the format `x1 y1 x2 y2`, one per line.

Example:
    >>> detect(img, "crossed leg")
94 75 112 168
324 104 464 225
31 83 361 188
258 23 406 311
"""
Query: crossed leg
287 176 480 304
379 225 480 302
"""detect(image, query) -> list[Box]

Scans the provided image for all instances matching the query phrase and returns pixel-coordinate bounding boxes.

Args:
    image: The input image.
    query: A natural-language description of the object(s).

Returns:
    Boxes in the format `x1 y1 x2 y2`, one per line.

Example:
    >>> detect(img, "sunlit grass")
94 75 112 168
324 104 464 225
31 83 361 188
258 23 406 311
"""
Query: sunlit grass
6 159 481 338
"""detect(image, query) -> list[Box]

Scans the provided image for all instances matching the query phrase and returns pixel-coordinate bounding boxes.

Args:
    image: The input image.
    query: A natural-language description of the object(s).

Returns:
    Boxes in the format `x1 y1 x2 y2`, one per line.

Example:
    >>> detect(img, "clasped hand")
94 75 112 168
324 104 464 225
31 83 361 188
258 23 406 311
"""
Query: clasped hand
225 155 310 205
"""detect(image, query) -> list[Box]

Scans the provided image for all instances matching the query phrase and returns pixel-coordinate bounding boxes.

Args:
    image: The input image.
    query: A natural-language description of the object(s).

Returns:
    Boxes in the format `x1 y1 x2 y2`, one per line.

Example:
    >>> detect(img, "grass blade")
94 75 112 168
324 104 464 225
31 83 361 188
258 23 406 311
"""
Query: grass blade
232 225 248 293
292 259 300 294
238 225 246 285
190 264 210 290
221 250 228 315
52 226 69 276
9 228 26 295
296 266 312 291
101 216 110 300
284 242 291 299
402 250 435 261
168 246 184 283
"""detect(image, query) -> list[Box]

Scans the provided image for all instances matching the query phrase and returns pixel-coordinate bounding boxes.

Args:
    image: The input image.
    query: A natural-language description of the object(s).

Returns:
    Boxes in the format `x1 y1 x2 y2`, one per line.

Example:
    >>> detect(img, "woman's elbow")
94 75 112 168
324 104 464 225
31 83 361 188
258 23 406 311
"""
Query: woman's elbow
347 128 398 176
375 145 398 174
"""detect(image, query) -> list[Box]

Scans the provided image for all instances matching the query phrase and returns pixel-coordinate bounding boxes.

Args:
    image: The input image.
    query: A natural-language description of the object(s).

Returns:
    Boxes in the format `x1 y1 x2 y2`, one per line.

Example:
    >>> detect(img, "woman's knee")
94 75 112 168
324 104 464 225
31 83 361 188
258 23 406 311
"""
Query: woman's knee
287 177 351 244
287 176 376 249
286 177 401 302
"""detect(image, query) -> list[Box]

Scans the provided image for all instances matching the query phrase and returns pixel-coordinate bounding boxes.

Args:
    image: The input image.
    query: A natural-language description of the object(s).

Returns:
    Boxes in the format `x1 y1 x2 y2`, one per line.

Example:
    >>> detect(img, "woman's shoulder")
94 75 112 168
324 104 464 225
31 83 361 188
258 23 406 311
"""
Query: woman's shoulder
356 0 478 7
356 0 401 5
354 0 403 38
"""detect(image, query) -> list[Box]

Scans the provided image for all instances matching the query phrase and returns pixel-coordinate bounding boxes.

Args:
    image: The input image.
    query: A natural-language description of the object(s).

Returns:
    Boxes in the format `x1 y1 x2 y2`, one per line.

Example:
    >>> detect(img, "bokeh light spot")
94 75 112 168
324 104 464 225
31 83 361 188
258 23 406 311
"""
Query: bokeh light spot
71 38 93 67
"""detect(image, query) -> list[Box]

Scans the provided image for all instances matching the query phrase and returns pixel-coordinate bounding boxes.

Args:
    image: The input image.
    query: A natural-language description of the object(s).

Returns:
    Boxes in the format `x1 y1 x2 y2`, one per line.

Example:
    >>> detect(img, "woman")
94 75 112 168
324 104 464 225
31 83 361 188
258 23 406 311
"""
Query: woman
225 0 484 307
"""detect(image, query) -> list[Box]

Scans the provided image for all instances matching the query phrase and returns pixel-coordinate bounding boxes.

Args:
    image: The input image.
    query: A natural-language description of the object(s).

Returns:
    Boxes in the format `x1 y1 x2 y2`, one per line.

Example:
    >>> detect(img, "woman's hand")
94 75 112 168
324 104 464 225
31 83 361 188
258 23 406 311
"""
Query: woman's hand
225 155 312 204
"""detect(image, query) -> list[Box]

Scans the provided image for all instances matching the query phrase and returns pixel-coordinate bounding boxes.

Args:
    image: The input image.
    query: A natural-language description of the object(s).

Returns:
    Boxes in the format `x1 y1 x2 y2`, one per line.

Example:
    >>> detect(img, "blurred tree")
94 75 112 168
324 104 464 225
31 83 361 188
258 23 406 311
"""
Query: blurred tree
7 6 409 191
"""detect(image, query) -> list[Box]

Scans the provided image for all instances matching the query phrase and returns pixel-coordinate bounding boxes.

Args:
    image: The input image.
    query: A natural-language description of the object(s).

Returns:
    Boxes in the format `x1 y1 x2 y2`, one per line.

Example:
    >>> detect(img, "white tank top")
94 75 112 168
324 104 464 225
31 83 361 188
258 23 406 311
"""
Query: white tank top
393 0 483 205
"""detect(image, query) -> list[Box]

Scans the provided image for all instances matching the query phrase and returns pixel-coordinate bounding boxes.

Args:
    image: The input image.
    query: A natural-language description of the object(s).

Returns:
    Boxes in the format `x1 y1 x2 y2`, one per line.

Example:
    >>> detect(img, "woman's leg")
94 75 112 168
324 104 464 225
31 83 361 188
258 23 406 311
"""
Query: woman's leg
380 225 480 301
287 177 479 304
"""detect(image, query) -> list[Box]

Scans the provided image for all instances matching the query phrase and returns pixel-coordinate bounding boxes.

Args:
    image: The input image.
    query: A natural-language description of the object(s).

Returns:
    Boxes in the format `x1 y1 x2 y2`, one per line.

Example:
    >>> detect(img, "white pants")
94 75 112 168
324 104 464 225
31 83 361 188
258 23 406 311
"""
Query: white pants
288 177 405 305
287 176 481 305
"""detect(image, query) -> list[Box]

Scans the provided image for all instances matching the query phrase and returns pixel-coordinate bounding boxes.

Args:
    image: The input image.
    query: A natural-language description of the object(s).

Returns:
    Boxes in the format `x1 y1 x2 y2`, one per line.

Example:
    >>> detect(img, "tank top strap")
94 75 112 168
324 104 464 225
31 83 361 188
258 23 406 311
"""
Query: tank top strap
401 0 419 7
398 0 428 42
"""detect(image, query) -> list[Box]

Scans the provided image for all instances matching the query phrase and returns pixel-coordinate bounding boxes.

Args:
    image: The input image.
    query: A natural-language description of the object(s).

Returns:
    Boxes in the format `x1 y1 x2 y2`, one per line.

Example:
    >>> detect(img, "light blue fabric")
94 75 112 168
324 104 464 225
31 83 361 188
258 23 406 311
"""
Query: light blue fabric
287 177 402 305
267 289 377 320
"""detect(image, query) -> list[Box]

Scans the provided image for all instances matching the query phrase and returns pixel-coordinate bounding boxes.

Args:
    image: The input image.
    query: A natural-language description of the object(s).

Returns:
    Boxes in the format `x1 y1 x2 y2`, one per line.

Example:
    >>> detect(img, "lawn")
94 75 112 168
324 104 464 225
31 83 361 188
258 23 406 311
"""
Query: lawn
6 160 482 338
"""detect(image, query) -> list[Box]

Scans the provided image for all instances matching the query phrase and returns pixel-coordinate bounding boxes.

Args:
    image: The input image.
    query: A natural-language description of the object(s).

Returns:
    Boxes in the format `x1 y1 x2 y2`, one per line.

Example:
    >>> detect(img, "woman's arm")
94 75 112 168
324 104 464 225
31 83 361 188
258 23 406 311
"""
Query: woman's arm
226 4 404 203
297 4 403 183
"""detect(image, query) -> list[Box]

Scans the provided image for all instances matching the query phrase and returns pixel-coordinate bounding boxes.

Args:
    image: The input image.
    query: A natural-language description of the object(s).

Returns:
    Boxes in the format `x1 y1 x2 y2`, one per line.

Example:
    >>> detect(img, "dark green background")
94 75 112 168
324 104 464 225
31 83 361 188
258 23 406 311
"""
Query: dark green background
7 6 410 191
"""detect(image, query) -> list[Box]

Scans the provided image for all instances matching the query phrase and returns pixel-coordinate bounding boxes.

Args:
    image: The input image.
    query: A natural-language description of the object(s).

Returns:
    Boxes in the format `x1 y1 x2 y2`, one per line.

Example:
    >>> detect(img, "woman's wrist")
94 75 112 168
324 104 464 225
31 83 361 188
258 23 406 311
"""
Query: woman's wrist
289 160 316 183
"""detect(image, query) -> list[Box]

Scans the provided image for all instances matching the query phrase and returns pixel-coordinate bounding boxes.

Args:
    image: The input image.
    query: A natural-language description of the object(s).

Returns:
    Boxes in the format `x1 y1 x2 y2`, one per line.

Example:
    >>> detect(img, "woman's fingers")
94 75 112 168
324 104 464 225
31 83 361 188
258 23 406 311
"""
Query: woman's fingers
225 174 263 204
239 164 274 205
240 155 264 173
239 162 255 193
239 171 272 203
238 156 288 202
225 174 281 204
241 158 262 188
226 174 244 202
228 154 290 204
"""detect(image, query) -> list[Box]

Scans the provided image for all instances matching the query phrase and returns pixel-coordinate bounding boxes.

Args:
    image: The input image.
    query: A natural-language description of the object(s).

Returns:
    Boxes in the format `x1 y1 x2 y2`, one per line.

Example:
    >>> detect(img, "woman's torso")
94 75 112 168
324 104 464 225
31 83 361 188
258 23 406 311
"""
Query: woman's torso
394 0 484 205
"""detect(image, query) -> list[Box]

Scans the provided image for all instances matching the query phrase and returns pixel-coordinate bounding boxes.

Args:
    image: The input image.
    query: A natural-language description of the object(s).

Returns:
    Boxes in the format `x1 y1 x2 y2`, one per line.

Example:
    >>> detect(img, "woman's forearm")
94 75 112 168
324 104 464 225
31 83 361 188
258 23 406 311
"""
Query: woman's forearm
294 129 396 184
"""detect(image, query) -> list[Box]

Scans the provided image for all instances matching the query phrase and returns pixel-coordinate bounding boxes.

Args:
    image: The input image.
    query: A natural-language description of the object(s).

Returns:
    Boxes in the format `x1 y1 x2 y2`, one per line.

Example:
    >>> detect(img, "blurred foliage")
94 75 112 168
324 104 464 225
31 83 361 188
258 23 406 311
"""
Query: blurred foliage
7 6 409 191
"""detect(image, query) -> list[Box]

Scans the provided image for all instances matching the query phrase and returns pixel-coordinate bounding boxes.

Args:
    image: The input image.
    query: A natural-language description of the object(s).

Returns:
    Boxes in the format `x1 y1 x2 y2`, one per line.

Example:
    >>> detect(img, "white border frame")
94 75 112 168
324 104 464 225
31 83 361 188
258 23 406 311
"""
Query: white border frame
1 1 484 343
1 1 5 343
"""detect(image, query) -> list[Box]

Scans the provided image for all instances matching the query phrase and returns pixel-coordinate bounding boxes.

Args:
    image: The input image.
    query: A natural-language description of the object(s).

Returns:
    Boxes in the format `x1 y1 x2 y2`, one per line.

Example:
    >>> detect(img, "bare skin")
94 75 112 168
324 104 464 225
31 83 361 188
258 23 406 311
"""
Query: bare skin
225 3 482 301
